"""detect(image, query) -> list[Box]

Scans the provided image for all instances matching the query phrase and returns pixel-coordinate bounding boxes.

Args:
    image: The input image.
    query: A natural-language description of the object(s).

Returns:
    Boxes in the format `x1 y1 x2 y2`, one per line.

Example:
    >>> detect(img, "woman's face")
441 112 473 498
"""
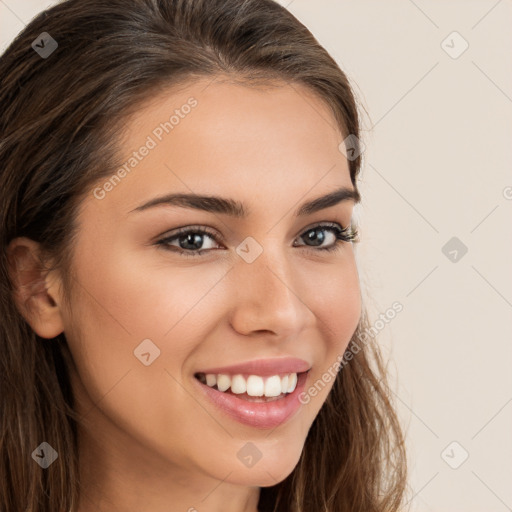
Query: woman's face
61 78 361 497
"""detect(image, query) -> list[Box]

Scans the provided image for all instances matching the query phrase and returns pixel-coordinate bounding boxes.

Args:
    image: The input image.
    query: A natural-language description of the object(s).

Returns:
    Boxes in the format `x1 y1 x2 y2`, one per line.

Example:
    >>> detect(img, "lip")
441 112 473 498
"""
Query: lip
193 369 310 429
194 357 311 377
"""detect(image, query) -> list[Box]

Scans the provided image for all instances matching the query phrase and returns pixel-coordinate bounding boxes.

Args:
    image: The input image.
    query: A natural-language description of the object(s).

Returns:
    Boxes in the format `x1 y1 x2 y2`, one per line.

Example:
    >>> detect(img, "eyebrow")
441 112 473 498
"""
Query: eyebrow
129 186 360 218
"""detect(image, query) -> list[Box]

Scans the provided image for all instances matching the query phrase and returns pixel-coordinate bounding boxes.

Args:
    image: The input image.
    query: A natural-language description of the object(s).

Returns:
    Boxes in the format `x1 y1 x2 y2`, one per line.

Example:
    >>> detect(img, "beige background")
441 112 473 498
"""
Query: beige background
1 1 511 510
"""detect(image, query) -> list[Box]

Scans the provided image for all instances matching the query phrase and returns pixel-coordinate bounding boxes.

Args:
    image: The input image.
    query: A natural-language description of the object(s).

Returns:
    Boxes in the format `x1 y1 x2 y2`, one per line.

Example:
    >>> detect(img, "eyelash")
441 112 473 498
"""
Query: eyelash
155 222 359 258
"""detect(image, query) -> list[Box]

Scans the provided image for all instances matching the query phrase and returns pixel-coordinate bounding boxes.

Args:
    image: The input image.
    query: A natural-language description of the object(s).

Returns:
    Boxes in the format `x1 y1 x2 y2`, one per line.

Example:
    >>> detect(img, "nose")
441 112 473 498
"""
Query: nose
227 244 314 338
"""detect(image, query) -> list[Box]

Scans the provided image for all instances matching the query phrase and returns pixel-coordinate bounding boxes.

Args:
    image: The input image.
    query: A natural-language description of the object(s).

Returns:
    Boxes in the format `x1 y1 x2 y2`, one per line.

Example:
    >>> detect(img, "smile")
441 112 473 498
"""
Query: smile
193 370 310 429
194 372 298 399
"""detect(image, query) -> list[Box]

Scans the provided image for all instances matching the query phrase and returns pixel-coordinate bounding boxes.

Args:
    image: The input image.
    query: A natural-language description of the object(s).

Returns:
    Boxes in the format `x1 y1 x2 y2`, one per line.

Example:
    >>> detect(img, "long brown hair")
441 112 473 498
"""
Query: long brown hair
0 1 407 510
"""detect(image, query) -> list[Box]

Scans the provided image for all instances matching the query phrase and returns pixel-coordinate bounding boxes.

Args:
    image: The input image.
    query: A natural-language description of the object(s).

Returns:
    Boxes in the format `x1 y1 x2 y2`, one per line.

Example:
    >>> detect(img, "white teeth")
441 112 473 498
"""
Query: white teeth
201 372 299 397
216 374 231 392
287 372 297 393
246 375 264 396
264 375 282 397
230 374 246 394
281 374 289 392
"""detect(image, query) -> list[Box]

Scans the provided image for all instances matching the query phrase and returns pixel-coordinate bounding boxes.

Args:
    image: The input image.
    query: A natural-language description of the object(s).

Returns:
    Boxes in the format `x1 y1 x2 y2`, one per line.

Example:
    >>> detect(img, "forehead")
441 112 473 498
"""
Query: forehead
85 77 353 220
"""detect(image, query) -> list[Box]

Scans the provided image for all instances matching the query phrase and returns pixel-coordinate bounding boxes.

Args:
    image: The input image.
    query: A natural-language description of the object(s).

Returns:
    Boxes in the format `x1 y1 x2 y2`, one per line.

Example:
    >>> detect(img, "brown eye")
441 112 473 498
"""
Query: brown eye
156 226 222 257
294 223 358 252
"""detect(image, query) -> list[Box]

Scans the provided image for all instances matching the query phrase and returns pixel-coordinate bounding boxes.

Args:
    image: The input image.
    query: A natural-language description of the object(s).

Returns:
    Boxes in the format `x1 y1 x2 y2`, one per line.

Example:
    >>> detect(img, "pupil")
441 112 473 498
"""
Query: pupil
180 233 203 250
306 229 324 246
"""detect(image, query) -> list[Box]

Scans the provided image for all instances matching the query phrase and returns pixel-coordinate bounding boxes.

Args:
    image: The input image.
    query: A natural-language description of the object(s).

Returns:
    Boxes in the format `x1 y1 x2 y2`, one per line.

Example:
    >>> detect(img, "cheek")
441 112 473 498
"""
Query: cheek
62 249 239 467
305 251 361 355
297 252 361 404
329 263 361 349
68 245 226 342
63 242 238 402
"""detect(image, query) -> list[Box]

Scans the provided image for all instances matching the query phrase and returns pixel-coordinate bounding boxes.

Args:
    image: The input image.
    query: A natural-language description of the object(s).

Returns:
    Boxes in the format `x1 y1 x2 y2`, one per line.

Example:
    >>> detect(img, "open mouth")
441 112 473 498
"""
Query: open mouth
193 369 310 428
194 371 304 403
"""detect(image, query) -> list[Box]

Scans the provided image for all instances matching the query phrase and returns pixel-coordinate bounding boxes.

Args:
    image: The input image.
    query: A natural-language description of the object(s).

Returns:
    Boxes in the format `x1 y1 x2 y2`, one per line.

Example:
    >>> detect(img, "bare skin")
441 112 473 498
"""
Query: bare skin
8 77 361 512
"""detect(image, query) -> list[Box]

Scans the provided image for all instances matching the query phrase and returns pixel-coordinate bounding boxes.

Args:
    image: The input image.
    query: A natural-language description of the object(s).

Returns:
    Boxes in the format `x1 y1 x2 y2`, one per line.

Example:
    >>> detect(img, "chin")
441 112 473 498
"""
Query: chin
222 447 303 487
227 467 295 488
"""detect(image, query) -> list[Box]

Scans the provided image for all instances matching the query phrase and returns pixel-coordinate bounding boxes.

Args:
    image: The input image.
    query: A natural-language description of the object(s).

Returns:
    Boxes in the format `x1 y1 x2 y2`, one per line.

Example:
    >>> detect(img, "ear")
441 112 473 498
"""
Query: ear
7 237 65 339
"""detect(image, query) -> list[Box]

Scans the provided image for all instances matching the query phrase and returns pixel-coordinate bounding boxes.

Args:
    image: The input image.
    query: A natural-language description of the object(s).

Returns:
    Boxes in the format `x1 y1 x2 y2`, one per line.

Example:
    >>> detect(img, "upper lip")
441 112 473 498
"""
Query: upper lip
195 357 311 376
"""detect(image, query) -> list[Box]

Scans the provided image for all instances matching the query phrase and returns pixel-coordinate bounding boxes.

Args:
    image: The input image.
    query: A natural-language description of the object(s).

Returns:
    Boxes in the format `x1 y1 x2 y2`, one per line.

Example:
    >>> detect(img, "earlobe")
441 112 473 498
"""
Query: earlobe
6 237 65 339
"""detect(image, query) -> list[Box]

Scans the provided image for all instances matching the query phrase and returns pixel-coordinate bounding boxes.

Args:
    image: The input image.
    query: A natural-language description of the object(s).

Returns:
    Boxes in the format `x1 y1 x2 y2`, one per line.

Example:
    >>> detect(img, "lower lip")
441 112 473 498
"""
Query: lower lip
194 371 309 429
